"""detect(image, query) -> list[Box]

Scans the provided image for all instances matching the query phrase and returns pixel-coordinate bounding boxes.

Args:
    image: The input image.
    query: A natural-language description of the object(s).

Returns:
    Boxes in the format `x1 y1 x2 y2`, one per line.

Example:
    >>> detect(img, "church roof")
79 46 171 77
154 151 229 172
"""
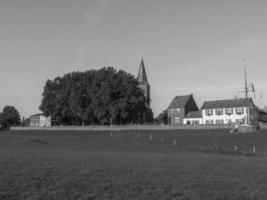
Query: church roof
137 59 148 83
168 95 193 109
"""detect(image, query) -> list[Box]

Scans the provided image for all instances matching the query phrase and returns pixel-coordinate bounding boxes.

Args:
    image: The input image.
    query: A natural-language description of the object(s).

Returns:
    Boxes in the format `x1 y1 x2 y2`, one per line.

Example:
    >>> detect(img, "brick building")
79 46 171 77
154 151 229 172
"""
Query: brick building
167 94 199 125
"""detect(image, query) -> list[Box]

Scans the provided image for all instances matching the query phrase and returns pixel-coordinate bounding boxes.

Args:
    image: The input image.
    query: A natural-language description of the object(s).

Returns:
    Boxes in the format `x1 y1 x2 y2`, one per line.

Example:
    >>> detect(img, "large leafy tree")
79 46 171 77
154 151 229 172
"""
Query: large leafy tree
0 106 21 128
40 67 153 125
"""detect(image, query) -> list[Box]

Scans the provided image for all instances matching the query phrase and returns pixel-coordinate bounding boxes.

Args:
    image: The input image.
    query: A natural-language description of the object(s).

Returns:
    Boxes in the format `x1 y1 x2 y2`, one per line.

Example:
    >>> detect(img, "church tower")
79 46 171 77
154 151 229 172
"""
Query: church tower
137 59 150 106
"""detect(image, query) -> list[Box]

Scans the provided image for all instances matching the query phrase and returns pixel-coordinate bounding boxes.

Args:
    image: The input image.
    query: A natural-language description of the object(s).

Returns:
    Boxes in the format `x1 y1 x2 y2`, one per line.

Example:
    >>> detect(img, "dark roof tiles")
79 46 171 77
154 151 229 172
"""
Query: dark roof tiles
29 113 45 118
201 98 254 109
168 95 192 109
186 110 202 118
137 59 148 83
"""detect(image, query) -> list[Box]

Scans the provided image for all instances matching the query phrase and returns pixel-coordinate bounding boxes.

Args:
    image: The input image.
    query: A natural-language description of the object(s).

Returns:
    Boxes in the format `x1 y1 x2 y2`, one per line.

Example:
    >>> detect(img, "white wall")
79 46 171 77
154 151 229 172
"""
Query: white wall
202 107 249 125
30 115 51 127
39 116 51 127
183 118 203 125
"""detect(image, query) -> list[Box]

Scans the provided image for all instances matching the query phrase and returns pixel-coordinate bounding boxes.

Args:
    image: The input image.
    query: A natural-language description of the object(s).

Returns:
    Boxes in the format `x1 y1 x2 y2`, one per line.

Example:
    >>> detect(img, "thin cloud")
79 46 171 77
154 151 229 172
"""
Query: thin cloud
224 36 267 56
243 37 258 46
242 36 267 47
73 0 111 68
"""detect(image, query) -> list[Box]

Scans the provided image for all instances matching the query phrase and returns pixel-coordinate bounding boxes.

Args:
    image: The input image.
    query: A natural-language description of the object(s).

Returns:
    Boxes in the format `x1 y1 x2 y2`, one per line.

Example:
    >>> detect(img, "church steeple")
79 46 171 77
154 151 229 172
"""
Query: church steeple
137 59 150 106
138 59 148 83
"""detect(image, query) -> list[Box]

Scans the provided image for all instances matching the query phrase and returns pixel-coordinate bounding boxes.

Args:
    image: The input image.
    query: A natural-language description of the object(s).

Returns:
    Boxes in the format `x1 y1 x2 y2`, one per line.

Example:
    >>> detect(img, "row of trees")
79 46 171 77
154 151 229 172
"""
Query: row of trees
40 67 153 125
1 67 168 128
0 106 21 129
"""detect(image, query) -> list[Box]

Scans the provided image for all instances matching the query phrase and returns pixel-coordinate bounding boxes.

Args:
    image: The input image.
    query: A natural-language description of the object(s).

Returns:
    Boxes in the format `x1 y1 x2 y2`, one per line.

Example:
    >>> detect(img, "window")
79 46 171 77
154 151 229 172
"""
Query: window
192 120 200 125
216 120 224 124
236 119 244 125
225 108 233 115
215 108 223 115
206 109 213 116
227 119 232 124
174 117 180 123
176 108 180 112
236 107 244 115
206 120 214 125
170 109 175 114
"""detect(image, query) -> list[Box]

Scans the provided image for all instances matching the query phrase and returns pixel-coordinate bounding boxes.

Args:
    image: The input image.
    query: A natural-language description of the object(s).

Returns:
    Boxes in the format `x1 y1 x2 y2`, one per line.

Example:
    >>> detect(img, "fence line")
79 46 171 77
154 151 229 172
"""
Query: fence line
131 132 265 157
9 125 266 157
10 124 232 131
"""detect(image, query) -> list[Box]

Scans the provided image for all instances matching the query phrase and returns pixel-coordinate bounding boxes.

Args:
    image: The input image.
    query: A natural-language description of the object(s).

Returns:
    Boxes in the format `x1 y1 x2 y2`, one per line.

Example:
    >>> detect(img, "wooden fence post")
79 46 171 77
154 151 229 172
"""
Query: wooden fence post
213 143 217 150
253 146 256 154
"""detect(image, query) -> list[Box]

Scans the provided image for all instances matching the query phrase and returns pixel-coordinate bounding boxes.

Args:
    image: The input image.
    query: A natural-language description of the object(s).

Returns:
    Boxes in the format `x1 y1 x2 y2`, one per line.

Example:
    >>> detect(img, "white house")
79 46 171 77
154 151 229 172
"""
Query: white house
200 98 257 126
29 114 51 127
183 111 203 125
167 94 199 125
167 95 267 126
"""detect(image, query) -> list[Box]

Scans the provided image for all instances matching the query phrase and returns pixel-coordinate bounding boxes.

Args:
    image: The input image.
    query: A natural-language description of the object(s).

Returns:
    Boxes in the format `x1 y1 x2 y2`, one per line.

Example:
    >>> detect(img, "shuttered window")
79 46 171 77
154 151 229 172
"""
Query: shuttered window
216 120 224 124
215 108 223 115
206 109 213 115
206 120 213 124
226 108 233 115
236 107 244 115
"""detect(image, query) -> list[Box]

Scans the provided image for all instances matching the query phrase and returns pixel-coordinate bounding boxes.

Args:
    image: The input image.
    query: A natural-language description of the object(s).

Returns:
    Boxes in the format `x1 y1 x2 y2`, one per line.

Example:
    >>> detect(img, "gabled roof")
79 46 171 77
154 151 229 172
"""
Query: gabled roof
201 98 254 109
168 95 192 109
137 59 148 83
29 113 45 118
186 110 202 118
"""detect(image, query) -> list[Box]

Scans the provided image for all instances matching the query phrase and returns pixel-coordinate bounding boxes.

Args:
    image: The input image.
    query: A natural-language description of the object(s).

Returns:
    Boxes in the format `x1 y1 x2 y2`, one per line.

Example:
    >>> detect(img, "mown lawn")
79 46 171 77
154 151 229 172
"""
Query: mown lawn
0 129 267 200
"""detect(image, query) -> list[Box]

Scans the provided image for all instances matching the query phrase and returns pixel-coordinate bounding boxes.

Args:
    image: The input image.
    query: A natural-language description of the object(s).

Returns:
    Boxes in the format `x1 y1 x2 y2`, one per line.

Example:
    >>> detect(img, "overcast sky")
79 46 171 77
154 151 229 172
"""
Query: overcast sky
1 0 267 118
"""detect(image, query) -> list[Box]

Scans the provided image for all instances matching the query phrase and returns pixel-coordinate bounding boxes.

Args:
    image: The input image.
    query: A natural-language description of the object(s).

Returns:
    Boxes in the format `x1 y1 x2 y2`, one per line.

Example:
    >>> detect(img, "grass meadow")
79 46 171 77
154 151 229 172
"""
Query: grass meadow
1 129 267 200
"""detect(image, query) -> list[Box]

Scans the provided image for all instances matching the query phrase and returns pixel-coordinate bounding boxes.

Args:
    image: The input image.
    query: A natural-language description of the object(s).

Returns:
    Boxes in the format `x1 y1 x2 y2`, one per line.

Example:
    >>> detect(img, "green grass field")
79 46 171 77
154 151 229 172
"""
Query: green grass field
1 129 267 200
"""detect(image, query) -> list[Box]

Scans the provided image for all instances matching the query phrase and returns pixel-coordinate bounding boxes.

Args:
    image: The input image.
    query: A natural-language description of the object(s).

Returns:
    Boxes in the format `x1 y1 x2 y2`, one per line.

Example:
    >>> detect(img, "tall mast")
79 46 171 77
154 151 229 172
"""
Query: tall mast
244 58 248 99
244 65 248 99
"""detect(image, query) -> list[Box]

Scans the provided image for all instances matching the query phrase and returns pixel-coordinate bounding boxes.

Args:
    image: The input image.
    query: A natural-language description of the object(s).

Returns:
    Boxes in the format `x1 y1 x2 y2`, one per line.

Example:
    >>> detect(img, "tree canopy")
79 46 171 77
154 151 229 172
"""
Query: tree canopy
156 109 168 124
0 106 21 129
40 67 153 125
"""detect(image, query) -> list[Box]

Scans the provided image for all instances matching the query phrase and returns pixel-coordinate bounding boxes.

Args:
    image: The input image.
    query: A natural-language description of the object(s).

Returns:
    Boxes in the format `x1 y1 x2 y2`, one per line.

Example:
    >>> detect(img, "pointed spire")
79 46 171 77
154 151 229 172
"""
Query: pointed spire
137 59 148 83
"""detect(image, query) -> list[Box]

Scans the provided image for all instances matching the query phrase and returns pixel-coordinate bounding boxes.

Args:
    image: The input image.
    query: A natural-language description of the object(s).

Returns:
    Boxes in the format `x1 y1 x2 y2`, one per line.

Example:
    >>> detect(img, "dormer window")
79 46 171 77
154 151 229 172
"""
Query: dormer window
215 108 223 115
